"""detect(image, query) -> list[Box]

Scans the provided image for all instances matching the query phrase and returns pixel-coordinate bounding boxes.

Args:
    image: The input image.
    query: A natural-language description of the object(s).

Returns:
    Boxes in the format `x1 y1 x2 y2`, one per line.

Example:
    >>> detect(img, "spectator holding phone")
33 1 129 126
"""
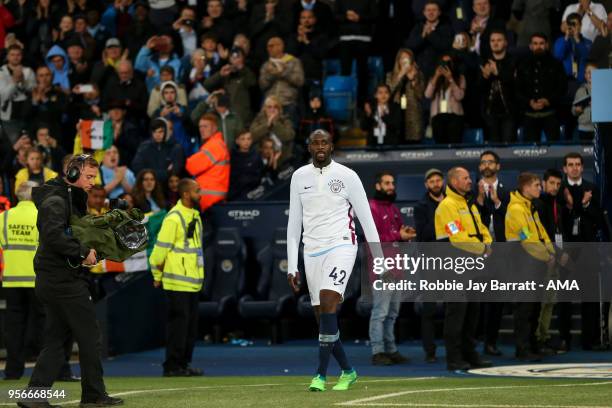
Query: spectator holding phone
154 81 194 156
250 95 295 166
425 54 466 144
572 63 596 141
148 66 188 118
172 6 198 57
135 33 183 92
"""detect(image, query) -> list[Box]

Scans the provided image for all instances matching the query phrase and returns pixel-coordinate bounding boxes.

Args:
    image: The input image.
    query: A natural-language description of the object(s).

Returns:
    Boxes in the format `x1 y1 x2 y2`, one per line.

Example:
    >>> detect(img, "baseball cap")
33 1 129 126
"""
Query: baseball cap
424 168 443 181
105 38 121 48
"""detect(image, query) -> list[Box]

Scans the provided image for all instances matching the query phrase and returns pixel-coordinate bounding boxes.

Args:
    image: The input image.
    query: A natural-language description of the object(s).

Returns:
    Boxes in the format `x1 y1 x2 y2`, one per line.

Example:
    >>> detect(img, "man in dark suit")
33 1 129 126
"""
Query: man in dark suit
561 152 607 350
475 150 510 357
534 168 571 353
414 168 445 362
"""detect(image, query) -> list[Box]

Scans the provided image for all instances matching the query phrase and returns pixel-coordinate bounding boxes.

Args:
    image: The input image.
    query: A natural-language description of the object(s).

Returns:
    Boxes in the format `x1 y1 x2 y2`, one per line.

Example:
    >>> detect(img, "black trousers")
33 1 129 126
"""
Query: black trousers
444 302 480 364
514 302 541 354
523 114 560 142
4 288 73 379
29 286 106 400
432 113 464 145
164 291 199 372
484 302 505 346
421 302 437 355
483 113 515 143
339 40 370 106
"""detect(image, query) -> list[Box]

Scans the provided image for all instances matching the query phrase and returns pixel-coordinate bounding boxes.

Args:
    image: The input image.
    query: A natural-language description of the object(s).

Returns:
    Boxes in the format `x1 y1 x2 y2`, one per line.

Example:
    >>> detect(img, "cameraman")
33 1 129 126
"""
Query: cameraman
202 46 256 125
22 155 122 407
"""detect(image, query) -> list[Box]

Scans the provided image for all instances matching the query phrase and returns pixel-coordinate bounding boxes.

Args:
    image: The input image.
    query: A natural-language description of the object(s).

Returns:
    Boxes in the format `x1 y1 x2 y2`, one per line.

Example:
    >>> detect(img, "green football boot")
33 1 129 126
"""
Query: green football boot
309 374 326 392
332 369 358 391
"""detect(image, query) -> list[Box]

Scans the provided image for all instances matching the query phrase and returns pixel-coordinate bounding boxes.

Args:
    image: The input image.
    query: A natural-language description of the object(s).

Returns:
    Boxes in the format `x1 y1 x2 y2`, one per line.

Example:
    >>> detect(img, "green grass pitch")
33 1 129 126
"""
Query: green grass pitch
1 376 611 407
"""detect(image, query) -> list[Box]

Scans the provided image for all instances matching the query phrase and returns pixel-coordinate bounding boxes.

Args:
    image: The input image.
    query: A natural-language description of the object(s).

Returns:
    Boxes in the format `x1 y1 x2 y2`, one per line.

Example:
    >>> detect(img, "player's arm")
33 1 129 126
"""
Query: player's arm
286 174 303 292
346 170 385 265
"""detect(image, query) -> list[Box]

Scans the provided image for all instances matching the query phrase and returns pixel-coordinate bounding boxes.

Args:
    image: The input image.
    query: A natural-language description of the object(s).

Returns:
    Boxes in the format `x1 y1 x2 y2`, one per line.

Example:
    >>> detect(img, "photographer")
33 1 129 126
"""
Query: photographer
202 46 256 125
135 33 183 92
424 54 466 144
147 66 188 118
554 13 592 84
172 6 198 57
23 155 121 407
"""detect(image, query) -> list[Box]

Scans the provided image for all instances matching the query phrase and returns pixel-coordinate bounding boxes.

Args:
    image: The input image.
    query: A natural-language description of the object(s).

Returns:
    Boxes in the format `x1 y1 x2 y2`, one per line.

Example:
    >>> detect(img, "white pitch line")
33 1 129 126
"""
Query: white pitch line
335 381 612 406
341 404 612 408
0 375 440 406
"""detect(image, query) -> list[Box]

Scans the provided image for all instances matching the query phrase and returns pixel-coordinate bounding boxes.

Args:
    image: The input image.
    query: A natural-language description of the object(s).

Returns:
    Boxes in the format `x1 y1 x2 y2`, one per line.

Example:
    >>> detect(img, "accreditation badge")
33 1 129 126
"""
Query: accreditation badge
519 226 531 241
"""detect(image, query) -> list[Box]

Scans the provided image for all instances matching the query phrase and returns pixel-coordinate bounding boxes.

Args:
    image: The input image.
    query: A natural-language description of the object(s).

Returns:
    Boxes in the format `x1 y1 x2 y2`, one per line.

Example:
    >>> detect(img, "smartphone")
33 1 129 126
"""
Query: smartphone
79 84 94 93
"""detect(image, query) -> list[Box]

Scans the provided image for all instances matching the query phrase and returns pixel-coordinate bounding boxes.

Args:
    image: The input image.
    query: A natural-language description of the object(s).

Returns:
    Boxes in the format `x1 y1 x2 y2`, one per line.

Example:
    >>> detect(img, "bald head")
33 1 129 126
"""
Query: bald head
117 60 133 82
447 167 472 195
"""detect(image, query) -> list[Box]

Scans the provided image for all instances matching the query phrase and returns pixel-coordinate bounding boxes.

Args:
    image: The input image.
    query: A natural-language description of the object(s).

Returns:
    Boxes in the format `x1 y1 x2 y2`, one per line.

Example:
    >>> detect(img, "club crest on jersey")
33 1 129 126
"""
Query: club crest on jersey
328 179 345 193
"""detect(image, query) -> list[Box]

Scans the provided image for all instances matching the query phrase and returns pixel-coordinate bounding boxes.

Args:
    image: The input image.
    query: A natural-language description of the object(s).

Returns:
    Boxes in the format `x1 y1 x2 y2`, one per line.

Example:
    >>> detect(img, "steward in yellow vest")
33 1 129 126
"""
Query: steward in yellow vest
149 178 204 377
433 167 493 371
505 173 556 361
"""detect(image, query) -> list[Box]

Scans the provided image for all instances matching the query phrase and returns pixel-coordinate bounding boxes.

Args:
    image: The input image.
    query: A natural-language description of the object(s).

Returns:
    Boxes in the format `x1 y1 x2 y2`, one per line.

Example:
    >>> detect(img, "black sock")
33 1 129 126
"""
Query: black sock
317 313 338 377
332 339 352 372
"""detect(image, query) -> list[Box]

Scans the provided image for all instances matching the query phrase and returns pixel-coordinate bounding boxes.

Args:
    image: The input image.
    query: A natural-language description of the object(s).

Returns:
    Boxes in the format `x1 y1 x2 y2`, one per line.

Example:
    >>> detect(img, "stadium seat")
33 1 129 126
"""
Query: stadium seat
199 228 247 322
462 128 484 145
395 175 426 202
323 59 357 78
238 228 296 341
367 56 385 96
323 75 356 122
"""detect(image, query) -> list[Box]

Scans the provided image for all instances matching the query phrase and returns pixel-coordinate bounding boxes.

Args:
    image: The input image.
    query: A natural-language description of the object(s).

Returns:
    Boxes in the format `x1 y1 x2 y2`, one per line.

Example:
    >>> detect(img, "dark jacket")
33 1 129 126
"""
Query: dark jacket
292 0 335 37
562 178 602 242
335 0 378 39
131 136 185 185
515 52 567 114
228 147 264 200
363 102 402 147
203 67 257 125
101 75 148 121
588 33 612 69
32 177 91 297
286 27 330 81
405 19 454 79
414 192 441 242
534 192 565 242
480 53 516 116
475 180 510 242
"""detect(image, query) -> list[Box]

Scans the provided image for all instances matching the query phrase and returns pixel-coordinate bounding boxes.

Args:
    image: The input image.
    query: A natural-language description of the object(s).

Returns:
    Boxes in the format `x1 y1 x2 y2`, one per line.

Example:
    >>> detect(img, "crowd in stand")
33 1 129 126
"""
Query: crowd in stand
0 0 610 210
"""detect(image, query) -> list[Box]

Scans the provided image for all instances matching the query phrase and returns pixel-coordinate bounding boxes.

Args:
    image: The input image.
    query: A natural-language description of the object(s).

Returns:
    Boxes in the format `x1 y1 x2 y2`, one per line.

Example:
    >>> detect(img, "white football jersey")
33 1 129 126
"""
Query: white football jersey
287 160 381 275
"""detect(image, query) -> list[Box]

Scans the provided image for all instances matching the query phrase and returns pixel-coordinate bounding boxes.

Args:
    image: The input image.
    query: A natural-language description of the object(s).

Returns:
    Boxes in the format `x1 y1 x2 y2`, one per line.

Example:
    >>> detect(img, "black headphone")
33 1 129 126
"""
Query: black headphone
66 154 91 183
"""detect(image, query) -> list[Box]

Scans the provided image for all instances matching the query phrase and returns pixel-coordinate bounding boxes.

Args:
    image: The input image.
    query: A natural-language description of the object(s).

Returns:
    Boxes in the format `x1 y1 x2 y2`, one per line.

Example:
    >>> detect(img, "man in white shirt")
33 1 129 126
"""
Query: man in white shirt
562 0 607 41
287 129 380 392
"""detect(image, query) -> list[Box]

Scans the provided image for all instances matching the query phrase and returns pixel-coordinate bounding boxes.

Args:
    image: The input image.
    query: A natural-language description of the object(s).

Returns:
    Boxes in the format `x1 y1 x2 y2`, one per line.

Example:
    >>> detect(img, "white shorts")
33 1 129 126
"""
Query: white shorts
304 244 358 306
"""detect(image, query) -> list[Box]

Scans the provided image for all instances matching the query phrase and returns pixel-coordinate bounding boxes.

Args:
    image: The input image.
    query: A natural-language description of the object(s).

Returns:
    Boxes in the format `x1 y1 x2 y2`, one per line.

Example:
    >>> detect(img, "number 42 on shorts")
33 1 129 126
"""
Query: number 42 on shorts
329 267 347 286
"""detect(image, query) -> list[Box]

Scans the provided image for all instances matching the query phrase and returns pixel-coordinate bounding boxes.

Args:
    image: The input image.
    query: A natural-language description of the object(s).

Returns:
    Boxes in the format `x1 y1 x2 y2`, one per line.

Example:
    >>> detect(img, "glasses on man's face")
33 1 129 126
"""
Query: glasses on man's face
480 160 496 165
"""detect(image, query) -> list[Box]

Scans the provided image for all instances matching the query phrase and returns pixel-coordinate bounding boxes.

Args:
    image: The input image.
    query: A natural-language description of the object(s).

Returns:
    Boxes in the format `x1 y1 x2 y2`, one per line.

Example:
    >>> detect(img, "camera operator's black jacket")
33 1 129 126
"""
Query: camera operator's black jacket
32 177 91 297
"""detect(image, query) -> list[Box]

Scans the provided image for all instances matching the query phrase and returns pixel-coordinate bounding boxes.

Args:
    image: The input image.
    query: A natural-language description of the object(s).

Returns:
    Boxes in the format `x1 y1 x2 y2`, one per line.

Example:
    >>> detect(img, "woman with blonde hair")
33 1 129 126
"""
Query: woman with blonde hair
250 96 295 165
387 48 425 143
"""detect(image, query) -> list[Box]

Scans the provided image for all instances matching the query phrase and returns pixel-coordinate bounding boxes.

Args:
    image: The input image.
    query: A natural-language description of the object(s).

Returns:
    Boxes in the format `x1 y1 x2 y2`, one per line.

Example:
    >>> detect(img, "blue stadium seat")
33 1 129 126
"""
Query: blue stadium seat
238 228 296 342
323 59 356 78
395 175 426 202
199 228 247 321
367 56 385 95
462 128 484 145
323 75 357 122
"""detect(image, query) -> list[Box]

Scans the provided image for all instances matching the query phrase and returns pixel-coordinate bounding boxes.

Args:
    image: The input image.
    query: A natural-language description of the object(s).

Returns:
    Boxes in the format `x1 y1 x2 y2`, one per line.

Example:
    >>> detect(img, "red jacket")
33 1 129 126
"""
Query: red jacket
0 6 14 50
369 198 403 242
186 132 230 211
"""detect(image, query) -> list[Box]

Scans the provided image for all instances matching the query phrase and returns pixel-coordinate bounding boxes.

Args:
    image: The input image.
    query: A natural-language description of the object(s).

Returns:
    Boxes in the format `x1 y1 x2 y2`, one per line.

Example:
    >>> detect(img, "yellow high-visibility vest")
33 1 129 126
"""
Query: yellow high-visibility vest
0 201 38 288
149 201 204 292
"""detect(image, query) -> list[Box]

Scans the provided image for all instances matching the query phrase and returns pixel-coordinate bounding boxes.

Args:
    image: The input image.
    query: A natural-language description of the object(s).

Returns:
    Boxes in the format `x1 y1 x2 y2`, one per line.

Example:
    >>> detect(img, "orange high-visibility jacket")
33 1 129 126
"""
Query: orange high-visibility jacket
186 132 230 211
